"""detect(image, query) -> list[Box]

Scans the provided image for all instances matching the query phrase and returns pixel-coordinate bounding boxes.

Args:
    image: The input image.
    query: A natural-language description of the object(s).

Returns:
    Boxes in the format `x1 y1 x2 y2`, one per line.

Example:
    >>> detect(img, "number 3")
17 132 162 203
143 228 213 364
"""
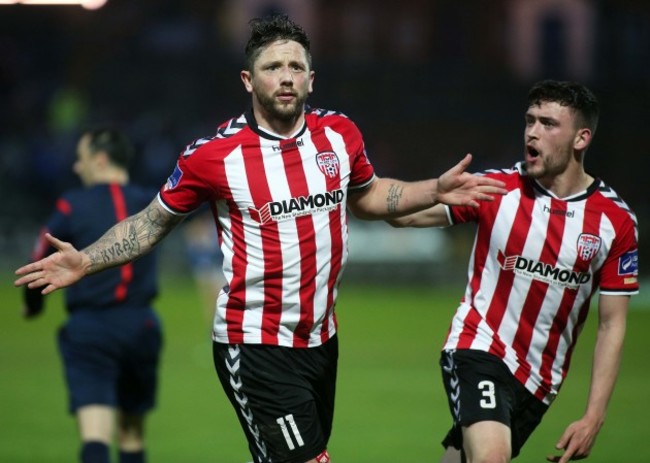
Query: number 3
478 380 496 409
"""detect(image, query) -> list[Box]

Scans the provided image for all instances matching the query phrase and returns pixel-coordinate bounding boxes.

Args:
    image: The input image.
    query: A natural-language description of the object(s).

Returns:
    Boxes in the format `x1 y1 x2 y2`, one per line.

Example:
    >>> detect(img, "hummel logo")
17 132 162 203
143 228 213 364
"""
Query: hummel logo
272 138 304 152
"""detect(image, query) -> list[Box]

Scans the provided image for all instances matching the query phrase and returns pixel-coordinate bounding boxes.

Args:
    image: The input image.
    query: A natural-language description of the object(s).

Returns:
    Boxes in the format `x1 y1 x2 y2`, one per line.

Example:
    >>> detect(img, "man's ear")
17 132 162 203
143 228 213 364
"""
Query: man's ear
241 70 253 94
307 70 314 94
574 128 592 151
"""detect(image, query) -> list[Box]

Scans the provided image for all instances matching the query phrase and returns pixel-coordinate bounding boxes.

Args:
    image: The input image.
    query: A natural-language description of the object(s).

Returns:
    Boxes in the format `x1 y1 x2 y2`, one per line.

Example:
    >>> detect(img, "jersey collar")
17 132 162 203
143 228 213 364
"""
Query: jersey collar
244 108 307 140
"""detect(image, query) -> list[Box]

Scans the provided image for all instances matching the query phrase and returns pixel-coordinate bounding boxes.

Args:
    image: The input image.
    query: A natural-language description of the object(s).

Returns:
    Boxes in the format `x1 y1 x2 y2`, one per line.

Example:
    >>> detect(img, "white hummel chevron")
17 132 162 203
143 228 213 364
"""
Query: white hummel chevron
226 357 240 374
234 392 248 407
242 408 254 424
230 376 242 390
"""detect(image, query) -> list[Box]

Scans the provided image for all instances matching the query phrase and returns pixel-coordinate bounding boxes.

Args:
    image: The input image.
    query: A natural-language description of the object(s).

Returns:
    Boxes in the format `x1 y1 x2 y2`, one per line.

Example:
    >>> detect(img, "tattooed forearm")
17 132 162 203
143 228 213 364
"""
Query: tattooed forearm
83 199 183 273
141 203 178 244
386 184 404 213
93 224 140 265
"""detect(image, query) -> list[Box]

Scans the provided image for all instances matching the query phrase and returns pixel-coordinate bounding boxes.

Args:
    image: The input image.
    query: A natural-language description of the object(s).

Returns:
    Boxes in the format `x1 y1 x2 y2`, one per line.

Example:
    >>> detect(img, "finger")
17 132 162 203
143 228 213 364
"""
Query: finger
14 275 30 287
476 194 496 202
42 284 59 295
478 185 506 195
448 153 473 175
15 261 42 277
45 233 67 251
14 271 41 287
558 446 578 463
457 153 472 171
27 277 48 290
479 178 506 188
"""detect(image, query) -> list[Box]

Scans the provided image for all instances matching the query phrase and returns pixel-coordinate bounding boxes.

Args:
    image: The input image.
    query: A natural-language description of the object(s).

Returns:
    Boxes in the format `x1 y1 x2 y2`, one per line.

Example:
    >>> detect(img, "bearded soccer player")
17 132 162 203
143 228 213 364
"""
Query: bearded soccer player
15 15 506 463
390 80 638 463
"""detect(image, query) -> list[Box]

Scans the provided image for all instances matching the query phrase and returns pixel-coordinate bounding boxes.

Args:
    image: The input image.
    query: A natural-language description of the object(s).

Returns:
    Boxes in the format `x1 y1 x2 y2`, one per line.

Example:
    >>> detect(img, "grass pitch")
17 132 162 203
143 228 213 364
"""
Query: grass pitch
1 274 649 462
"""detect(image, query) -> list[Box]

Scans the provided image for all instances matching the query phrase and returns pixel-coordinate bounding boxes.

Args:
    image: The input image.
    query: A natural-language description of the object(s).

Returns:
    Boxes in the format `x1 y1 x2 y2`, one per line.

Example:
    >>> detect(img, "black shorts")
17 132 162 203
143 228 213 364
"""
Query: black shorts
213 336 338 463
440 349 548 458
58 307 163 415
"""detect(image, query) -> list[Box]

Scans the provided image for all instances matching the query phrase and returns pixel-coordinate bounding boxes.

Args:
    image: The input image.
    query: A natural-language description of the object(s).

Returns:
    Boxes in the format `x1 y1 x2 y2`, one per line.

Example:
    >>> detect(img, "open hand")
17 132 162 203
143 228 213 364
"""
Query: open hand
14 233 88 295
437 153 506 207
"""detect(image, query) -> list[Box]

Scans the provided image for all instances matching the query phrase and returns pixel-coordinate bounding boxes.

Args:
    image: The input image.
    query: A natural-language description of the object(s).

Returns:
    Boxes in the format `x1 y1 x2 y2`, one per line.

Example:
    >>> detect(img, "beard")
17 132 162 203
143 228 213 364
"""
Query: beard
256 89 308 122
524 154 567 180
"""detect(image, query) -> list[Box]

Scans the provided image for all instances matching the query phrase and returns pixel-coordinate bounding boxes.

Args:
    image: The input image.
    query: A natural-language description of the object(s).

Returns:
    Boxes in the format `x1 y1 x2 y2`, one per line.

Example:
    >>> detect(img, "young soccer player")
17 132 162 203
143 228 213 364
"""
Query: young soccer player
390 80 638 463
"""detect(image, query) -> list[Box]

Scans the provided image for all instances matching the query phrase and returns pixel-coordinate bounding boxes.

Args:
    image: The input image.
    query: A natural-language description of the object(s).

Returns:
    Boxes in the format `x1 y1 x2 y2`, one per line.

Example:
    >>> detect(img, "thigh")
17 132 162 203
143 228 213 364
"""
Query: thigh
118 310 163 414
440 349 515 427
213 337 338 463
510 379 548 457
463 420 512 462
439 349 548 458
58 318 120 413
439 349 515 452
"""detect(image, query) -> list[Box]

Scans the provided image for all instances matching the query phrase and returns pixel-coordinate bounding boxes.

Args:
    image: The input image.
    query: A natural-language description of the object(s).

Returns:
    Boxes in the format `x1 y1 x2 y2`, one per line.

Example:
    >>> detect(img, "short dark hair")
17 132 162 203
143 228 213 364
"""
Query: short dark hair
528 80 600 134
244 14 311 71
83 128 134 169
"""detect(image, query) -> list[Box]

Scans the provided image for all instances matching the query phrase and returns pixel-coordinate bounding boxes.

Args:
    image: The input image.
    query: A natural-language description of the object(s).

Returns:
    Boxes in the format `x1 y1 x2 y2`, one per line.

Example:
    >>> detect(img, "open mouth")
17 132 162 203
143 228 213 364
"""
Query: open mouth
527 145 540 157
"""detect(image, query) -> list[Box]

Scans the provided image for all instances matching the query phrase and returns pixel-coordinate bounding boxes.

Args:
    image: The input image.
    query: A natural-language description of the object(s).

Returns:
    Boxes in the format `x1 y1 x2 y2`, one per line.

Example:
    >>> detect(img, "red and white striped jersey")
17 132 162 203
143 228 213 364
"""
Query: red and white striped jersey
442 162 639 404
158 108 375 348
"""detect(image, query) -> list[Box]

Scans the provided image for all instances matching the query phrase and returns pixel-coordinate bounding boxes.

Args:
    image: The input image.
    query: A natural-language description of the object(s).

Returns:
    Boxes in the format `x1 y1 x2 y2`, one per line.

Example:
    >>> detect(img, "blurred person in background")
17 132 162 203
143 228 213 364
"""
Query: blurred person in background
15 15 505 463
22 128 163 463
390 80 638 463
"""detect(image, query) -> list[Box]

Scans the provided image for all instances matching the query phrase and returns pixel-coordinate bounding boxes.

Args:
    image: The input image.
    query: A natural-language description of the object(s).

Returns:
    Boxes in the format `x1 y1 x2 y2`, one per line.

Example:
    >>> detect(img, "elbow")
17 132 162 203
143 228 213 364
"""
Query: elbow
386 218 407 228
347 205 378 221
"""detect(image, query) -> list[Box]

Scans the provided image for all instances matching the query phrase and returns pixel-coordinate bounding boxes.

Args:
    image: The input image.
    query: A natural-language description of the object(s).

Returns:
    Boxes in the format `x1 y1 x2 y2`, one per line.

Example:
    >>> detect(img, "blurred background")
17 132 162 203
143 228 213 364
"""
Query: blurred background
1 0 649 282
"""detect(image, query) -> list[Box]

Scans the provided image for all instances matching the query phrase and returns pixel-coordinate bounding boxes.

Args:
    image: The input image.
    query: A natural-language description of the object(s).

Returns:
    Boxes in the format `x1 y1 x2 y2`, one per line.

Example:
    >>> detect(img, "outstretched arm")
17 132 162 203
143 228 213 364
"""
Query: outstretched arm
386 203 451 228
546 294 628 463
14 198 184 295
348 154 505 220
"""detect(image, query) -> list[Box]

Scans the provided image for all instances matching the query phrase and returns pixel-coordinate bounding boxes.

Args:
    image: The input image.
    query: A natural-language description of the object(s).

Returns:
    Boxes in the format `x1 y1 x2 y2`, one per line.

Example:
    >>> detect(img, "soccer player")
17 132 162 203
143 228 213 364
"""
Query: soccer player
15 15 505 463
21 128 163 463
390 80 639 463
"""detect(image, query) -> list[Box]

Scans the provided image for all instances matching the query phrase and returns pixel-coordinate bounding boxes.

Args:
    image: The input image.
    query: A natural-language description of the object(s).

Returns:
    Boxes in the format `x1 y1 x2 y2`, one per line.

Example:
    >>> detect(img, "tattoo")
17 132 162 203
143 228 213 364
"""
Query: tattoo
97 224 139 264
84 199 183 273
386 184 403 213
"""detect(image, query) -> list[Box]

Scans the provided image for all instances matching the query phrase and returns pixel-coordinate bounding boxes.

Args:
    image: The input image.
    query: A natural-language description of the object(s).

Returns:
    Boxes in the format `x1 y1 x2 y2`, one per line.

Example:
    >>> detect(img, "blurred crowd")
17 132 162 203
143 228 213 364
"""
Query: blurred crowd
2 0 649 266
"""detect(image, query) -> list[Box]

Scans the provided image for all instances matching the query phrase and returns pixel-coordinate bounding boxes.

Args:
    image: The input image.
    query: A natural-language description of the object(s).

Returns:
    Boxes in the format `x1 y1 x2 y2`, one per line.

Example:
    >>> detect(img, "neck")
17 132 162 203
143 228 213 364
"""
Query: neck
95 169 129 185
253 107 304 138
540 171 593 198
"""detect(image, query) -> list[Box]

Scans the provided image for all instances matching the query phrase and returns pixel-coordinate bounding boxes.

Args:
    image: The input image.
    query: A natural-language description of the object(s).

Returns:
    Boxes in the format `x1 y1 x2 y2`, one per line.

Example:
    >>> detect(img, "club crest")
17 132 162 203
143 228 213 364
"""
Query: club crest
576 233 601 261
316 151 340 178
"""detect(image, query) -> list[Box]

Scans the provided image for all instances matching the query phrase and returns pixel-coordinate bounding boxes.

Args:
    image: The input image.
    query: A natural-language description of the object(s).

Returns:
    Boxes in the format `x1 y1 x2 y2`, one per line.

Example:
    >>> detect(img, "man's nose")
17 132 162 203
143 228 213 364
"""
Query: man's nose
280 67 294 84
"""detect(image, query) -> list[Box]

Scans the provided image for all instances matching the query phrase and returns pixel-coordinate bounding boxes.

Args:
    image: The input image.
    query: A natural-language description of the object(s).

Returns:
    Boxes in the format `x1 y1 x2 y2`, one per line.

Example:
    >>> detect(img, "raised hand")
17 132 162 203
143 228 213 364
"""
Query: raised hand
14 233 89 295
436 153 506 207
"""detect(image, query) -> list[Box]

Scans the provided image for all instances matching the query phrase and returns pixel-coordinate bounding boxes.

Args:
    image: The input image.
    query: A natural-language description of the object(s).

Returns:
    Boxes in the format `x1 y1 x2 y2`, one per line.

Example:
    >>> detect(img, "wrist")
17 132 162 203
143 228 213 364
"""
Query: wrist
81 250 96 275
